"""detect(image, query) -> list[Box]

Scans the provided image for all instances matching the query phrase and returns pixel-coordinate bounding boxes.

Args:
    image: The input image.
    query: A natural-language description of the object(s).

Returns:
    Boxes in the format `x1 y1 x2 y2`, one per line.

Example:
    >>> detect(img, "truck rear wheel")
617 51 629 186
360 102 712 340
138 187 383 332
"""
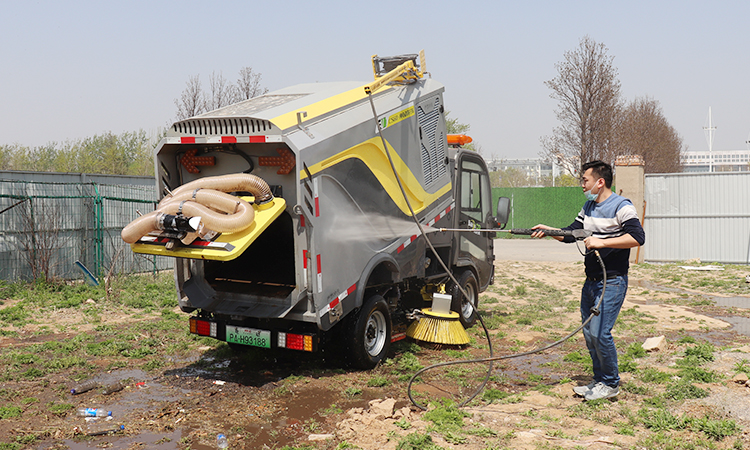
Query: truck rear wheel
347 294 391 369
451 270 478 328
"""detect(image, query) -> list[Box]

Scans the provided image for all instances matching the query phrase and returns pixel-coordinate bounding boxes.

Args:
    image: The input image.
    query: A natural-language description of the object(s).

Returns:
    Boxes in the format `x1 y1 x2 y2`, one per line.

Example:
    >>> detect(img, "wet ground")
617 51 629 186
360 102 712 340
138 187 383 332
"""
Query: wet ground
2 249 749 449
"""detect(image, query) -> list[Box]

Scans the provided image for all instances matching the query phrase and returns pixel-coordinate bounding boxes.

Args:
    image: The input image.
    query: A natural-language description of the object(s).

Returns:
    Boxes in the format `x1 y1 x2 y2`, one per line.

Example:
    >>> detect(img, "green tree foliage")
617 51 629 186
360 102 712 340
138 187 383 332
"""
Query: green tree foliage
0 130 156 176
445 111 478 152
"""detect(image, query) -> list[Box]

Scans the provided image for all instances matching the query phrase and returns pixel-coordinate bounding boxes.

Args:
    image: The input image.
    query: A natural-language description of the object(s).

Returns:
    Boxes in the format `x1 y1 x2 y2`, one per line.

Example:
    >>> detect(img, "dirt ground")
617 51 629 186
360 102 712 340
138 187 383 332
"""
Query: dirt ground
2 243 750 450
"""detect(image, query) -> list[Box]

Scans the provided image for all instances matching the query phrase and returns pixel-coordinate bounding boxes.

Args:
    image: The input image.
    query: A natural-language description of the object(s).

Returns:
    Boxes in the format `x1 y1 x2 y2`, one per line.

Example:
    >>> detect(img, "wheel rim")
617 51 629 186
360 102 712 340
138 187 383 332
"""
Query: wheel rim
461 282 476 320
364 310 387 357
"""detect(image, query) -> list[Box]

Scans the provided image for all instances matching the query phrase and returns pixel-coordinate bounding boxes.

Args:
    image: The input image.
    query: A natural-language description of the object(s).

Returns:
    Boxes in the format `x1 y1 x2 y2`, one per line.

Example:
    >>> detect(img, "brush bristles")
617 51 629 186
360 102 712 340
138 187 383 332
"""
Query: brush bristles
406 316 470 345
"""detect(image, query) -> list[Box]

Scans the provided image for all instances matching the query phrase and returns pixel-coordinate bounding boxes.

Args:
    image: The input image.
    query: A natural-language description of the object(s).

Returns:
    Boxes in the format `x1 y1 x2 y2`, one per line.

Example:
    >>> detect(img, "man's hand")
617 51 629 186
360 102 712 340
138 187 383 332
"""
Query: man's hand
530 224 564 241
583 236 606 249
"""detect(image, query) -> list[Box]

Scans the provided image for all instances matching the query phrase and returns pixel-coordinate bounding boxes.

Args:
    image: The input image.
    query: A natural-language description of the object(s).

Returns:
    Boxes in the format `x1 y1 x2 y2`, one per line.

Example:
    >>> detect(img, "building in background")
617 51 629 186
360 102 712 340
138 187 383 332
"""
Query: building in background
486 158 552 185
682 150 750 173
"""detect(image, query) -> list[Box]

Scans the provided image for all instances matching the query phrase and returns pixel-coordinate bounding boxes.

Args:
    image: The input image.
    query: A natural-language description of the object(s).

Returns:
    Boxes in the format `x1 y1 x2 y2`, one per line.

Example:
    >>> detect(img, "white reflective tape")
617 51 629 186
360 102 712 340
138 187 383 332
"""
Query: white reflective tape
206 136 221 144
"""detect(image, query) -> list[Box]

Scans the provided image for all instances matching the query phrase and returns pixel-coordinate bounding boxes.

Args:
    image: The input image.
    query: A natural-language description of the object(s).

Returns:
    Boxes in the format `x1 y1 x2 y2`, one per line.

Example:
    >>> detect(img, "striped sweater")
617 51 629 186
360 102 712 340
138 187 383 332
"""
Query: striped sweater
562 193 646 279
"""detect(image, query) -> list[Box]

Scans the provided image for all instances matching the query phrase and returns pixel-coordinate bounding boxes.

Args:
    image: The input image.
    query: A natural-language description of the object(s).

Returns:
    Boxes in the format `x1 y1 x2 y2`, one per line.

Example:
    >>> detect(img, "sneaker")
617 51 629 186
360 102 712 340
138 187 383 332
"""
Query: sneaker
572 381 596 396
584 382 619 401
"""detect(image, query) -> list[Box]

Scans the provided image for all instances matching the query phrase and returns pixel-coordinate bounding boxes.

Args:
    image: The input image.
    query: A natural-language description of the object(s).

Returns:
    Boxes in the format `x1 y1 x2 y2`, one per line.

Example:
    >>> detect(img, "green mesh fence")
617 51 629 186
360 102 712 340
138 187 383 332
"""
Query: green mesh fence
0 179 172 282
492 187 585 232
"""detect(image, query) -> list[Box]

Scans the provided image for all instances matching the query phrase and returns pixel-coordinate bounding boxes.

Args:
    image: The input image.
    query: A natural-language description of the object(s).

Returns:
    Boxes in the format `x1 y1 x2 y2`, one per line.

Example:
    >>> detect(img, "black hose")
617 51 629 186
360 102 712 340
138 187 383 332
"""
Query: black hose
364 88 494 407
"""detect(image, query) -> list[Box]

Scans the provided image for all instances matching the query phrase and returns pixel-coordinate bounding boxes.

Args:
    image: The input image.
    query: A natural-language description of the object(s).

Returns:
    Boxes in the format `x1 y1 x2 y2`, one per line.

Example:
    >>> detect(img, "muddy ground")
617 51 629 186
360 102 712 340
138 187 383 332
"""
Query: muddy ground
2 244 750 450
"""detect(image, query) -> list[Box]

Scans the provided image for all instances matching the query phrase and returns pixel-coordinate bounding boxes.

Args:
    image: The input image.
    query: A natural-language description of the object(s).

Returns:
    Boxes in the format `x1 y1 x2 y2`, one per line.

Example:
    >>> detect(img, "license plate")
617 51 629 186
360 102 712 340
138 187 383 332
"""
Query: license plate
226 326 271 348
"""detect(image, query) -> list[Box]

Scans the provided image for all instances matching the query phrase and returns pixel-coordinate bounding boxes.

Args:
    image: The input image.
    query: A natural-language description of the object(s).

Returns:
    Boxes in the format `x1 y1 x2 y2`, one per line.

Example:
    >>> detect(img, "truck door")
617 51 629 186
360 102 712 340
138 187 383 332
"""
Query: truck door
455 153 494 287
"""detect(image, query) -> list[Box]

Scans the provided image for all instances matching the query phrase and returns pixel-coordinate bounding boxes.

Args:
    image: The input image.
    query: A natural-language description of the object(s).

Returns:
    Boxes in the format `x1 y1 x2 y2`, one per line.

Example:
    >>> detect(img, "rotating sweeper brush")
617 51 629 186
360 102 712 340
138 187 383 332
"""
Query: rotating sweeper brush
406 291 470 345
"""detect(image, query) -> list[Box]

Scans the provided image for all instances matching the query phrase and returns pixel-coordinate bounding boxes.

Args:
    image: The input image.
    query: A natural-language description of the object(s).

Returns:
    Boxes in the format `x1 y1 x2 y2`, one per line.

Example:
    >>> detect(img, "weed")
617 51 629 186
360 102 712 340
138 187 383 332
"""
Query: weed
621 382 649 395
614 421 635 436
733 358 750 375
0 406 22 419
344 387 362 397
424 399 469 432
678 366 720 383
665 380 708 400
482 388 511 403
320 404 343 416
395 432 440 450
692 417 740 441
563 350 590 364
466 426 497 437
637 368 671 384
681 342 715 365
47 402 73 415
395 418 411 429
639 408 688 432
367 376 389 387
678 336 696 344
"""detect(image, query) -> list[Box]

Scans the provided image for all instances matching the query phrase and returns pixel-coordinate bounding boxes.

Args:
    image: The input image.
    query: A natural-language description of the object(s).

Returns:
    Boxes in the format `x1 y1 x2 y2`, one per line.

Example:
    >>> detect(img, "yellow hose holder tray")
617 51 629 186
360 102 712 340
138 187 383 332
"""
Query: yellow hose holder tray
130 197 286 261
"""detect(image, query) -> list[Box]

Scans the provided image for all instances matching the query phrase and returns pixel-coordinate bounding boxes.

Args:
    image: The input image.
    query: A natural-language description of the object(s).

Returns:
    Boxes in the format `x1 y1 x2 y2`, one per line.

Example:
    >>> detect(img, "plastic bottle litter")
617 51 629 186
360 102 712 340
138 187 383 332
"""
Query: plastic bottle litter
77 408 112 417
85 423 124 436
70 379 99 395
101 381 124 395
217 433 228 449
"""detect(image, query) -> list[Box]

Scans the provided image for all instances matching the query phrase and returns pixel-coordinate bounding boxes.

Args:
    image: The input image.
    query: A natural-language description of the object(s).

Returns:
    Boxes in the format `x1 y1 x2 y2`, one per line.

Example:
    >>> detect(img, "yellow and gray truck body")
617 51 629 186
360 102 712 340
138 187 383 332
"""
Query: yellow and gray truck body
129 55 502 368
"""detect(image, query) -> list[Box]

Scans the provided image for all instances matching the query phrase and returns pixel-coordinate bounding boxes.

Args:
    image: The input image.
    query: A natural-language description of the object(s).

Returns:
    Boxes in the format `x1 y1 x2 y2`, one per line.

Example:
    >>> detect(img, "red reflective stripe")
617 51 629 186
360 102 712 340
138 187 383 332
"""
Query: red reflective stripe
181 137 196 144
248 136 265 143
300 215 305 227
314 196 320 217
303 250 307 268
397 244 405 253
317 254 322 274
221 136 237 143
410 235 417 242
329 297 339 309
346 284 356 296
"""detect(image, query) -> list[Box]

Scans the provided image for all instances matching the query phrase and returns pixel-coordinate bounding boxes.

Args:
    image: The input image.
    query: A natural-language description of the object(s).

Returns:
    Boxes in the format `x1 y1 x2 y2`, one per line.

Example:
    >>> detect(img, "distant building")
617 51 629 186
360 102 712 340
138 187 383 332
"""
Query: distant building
682 150 750 173
486 158 552 185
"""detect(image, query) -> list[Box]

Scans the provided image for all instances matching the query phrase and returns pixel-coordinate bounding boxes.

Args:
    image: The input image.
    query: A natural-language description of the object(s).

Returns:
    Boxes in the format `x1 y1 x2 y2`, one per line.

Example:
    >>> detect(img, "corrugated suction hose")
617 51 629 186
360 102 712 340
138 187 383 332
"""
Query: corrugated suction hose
121 173 272 244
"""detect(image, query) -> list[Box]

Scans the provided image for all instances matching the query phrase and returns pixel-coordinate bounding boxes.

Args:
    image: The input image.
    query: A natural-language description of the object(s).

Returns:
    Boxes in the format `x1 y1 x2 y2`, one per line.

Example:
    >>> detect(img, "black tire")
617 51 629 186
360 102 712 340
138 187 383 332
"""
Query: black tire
347 294 392 369
451 270 479 328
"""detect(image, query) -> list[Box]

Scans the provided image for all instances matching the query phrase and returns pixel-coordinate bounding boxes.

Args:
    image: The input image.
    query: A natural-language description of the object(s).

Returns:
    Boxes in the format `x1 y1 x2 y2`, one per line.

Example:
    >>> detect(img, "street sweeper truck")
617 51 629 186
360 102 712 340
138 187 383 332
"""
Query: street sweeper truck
123 53 510 368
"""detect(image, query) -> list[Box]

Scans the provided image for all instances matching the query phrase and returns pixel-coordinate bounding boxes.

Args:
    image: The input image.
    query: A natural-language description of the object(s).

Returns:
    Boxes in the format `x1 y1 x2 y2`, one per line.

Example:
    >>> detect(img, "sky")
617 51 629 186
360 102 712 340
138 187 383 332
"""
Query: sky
2 0 750 161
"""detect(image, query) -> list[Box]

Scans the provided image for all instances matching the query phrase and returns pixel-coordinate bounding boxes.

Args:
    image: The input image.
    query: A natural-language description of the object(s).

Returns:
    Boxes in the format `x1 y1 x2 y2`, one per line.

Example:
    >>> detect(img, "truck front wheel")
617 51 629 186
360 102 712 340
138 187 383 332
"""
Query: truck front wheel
347 294 391 369
451 270 479 328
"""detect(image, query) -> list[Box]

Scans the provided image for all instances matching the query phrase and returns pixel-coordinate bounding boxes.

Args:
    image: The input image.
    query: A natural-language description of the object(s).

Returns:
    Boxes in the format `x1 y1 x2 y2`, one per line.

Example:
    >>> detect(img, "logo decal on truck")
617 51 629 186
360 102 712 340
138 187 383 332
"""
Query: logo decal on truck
378 105 415 131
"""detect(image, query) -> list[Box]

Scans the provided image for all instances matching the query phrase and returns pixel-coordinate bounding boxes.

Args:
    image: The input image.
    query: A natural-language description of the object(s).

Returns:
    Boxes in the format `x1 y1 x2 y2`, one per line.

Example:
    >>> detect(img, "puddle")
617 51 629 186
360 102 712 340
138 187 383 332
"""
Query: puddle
710 296 750 309
56 429 190 450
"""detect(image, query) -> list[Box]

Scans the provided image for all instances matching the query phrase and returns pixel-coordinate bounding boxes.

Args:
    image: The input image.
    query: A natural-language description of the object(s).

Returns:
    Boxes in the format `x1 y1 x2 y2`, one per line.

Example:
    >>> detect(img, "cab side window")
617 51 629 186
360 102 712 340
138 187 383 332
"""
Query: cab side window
460 160 490 223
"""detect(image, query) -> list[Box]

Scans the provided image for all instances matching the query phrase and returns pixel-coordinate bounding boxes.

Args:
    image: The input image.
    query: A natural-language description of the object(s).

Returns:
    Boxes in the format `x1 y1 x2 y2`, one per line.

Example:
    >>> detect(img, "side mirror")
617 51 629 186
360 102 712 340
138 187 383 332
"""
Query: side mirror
494 197 510 229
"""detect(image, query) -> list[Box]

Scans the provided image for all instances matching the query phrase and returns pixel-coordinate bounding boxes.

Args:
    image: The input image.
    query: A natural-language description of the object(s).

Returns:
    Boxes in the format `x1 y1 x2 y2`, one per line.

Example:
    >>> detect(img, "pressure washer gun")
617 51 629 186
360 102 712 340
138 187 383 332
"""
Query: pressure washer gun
502 228 592 240
437 227 593 240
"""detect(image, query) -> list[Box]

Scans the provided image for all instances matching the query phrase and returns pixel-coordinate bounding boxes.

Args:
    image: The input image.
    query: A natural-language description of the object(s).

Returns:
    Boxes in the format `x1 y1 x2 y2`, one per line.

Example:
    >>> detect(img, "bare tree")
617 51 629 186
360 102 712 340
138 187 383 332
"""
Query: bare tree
541 36 623 174
15 199 66 282
175 68 268 120
617 96 684 173
208 71 240 111
236 66 268 100
175 75 207 120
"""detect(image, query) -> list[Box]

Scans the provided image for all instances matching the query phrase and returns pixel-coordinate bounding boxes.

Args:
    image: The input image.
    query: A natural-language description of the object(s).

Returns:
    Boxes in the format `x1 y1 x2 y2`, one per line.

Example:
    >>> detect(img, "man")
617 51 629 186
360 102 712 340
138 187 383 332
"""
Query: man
531 160 645 401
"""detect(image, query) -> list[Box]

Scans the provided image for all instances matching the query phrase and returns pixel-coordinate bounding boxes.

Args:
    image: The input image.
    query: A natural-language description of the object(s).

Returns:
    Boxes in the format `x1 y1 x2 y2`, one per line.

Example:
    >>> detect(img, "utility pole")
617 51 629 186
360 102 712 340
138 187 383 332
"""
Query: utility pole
703 107 716 173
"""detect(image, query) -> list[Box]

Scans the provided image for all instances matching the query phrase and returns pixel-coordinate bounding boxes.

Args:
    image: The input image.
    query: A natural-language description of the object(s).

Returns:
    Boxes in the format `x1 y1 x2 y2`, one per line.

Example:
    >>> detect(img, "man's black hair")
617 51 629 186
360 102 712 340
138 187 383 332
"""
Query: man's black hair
581 160 613 188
